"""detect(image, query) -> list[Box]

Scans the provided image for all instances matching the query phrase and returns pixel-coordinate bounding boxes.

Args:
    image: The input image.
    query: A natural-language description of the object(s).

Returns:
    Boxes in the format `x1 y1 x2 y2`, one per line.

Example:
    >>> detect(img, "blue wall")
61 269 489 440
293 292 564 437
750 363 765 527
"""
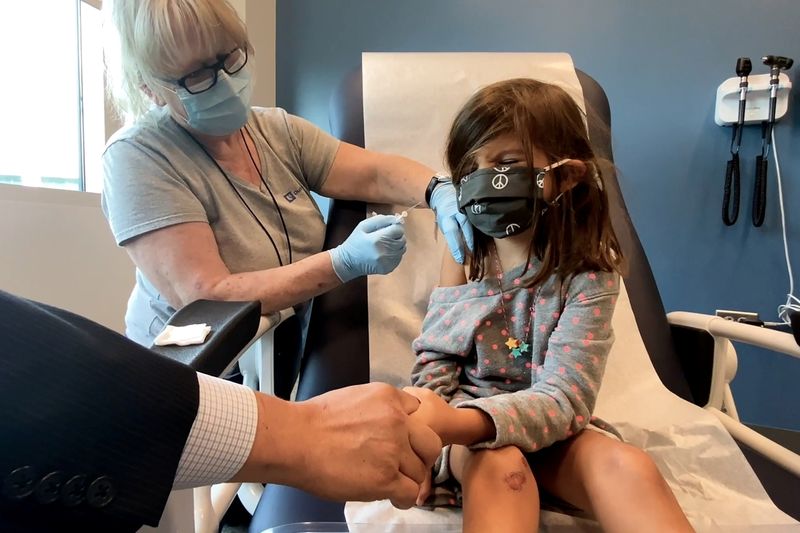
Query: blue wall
275 0 800 429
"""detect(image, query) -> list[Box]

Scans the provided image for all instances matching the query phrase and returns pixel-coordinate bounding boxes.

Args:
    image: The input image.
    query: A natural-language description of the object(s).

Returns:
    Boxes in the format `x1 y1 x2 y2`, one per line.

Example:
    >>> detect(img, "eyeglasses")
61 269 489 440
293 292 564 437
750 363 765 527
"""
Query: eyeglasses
170 47 248 95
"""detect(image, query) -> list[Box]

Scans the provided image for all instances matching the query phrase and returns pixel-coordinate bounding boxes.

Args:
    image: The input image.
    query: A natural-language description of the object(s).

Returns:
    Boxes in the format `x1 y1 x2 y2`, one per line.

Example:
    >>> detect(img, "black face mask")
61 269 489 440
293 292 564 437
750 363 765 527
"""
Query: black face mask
455 161 569 238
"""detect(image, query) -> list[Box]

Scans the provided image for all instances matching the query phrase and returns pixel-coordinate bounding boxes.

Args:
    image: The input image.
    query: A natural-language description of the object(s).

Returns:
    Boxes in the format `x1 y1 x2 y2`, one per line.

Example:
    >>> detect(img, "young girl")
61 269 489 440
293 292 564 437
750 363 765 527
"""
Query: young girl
406 79 693 533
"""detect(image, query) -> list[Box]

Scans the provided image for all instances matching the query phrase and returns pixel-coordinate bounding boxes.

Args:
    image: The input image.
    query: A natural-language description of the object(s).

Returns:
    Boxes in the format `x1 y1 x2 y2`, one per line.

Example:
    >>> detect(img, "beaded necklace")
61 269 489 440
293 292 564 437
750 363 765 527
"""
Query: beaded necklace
490 242 537 358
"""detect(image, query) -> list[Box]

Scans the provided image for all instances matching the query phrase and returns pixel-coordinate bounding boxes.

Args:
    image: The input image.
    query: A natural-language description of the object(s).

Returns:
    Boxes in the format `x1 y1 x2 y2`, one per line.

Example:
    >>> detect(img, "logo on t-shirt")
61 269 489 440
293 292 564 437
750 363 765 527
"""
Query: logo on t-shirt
284 188 302 202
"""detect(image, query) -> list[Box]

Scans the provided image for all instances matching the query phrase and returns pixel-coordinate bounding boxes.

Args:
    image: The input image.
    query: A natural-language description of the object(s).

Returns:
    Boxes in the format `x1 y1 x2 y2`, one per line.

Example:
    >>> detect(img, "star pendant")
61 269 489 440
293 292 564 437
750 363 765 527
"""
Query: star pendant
504 337 520 350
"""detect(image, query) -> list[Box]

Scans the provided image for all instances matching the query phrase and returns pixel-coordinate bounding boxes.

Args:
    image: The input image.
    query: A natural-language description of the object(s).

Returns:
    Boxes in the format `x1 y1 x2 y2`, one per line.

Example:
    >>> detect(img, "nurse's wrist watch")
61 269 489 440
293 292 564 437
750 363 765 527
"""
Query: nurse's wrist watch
424 173 451 207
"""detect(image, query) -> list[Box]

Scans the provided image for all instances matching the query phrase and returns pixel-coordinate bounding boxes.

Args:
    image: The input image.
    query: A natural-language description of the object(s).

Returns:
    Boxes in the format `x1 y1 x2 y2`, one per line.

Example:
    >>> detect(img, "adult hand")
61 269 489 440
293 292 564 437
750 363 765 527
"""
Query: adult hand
402 386 458 444
404 387 496 447
402 387 455 506
328 215 406 283
294 383 442 508
428 182 474 265
416 470 432 507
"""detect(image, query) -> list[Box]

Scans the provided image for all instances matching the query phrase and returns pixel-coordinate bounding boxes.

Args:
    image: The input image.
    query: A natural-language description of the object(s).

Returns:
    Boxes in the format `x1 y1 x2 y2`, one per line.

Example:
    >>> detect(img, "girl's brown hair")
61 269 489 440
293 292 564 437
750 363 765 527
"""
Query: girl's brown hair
445 78 624 285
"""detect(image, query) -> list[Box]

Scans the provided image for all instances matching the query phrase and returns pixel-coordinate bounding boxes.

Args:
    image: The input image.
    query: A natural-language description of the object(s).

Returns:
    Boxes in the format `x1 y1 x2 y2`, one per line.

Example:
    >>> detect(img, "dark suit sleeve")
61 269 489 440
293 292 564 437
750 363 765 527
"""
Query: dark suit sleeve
0 290 199 532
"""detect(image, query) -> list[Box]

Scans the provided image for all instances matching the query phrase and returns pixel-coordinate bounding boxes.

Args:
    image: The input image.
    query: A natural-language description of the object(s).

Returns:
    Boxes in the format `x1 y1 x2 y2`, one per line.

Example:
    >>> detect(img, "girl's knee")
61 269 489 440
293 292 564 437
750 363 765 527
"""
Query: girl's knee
465 446 535 492
597 442 664 485
470 445 527 467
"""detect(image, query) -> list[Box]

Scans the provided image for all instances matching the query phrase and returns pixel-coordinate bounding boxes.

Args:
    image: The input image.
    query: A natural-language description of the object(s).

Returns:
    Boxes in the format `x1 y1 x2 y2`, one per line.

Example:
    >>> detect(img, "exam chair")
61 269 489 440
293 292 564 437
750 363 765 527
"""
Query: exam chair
247 64 800 530
160 64 799 531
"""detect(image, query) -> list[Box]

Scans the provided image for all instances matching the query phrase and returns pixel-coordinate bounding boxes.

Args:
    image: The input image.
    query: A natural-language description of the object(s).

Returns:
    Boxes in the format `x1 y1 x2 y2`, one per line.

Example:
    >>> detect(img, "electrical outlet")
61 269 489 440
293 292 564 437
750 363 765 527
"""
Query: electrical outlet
715 309 761 322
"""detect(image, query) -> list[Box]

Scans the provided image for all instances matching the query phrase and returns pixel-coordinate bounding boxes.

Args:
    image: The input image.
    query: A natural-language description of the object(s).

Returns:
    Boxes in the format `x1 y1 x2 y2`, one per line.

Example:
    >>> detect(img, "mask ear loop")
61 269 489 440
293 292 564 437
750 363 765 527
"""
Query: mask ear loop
587 160 604 191
538 159 572 210
541 158 602 214
544 159 571 172
548 191 566 207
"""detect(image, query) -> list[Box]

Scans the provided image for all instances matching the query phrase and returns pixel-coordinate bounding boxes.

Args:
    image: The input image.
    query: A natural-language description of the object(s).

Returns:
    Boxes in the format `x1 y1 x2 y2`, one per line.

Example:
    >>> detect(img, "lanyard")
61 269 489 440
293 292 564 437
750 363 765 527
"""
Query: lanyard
181 124 293 266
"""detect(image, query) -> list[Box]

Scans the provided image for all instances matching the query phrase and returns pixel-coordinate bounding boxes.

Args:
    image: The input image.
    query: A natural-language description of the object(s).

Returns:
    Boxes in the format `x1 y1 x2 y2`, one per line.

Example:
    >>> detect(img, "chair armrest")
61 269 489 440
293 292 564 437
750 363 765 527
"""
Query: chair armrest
149 300 261 376
668 311 799 414
669 312 800 506
667 312 738 412
668 311 800 361
706 407 800 478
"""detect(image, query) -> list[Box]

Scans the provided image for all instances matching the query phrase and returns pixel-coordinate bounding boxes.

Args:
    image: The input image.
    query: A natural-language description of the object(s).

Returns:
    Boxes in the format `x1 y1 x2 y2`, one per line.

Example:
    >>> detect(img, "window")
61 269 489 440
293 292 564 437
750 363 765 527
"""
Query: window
0 0 107 193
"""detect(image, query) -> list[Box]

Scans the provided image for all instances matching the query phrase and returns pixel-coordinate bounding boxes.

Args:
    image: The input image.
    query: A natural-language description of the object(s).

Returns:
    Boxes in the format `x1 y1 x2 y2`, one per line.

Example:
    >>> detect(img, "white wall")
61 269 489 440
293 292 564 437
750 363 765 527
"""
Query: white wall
228 0 246 17
246 0 277 107
228 0 276 107
0 184 134 333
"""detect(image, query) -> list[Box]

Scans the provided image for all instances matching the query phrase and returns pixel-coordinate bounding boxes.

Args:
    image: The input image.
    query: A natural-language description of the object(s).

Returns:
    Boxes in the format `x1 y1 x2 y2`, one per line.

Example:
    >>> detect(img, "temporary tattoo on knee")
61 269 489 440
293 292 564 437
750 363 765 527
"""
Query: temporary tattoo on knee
504 470 527 491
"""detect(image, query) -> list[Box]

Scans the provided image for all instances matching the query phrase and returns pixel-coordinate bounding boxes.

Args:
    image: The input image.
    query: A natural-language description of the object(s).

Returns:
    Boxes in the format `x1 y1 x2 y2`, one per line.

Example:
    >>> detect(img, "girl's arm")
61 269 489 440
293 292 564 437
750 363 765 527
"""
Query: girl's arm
409 251 500 445
404 386 496 446
439 247 468 286
455 270 620 452
410 251 469 400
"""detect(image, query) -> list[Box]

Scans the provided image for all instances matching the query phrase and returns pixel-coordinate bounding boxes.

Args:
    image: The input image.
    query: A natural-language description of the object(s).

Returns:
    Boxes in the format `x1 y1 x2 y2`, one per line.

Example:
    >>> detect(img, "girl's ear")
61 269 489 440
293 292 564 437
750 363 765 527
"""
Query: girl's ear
558 159 587 193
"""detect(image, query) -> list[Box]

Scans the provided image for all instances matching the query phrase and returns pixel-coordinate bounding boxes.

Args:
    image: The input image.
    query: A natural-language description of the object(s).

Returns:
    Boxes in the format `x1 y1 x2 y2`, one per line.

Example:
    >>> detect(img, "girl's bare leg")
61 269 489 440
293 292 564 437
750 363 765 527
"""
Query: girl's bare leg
450 444 539 533
528 430 694 533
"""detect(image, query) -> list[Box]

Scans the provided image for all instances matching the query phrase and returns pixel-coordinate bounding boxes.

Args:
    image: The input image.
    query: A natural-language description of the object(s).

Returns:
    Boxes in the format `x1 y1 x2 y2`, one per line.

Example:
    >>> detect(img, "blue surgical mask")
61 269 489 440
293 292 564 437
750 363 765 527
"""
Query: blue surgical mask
177 67 253 136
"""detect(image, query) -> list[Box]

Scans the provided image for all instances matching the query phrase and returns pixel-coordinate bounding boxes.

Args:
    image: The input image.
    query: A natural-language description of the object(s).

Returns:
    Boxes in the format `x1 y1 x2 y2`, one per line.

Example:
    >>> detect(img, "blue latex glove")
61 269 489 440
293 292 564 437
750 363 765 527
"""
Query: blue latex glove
329 215 407 283
429 181 474 264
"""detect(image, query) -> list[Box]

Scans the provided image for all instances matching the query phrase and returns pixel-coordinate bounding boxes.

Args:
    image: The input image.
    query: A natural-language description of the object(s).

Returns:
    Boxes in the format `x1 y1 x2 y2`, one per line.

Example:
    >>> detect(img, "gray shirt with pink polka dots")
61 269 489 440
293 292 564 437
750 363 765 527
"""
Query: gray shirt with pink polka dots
411 261 620 453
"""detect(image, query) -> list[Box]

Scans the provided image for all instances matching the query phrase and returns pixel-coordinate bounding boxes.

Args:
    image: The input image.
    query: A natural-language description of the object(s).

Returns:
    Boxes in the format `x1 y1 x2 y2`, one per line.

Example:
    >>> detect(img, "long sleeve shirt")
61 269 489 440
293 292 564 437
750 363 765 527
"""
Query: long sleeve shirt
411 261 620 452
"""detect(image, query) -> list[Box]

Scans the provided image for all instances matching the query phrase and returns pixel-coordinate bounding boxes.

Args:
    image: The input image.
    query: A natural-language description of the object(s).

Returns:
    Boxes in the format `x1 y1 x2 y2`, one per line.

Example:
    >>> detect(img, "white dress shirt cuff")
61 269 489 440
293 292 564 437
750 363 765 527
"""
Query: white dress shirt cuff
173 373 258 489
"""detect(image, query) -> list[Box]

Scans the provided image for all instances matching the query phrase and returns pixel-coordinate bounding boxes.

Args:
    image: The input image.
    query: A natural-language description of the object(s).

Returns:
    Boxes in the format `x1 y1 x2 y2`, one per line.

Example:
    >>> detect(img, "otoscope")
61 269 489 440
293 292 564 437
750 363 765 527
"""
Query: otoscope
753 55 793 227
722 57 751 226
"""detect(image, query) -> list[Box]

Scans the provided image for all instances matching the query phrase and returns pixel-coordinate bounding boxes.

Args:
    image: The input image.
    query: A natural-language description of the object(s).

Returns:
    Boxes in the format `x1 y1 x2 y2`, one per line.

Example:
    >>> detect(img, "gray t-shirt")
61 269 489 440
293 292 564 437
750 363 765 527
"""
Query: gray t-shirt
102 106 340 345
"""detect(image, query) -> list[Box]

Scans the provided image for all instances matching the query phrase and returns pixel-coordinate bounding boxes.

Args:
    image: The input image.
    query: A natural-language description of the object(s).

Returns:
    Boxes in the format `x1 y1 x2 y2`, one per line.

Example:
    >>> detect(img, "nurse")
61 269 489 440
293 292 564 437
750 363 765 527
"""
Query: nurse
101 0 472 351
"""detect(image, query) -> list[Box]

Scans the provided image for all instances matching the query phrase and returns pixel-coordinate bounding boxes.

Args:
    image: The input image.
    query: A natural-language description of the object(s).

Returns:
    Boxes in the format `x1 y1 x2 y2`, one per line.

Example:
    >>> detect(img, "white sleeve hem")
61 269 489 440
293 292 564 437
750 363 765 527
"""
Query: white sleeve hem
173 373 258 489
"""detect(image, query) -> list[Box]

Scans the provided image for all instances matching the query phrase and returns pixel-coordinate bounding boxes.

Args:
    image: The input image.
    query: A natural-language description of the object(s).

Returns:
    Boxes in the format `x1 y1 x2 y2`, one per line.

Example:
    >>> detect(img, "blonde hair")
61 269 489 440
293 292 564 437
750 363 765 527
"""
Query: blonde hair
103 0 251 120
